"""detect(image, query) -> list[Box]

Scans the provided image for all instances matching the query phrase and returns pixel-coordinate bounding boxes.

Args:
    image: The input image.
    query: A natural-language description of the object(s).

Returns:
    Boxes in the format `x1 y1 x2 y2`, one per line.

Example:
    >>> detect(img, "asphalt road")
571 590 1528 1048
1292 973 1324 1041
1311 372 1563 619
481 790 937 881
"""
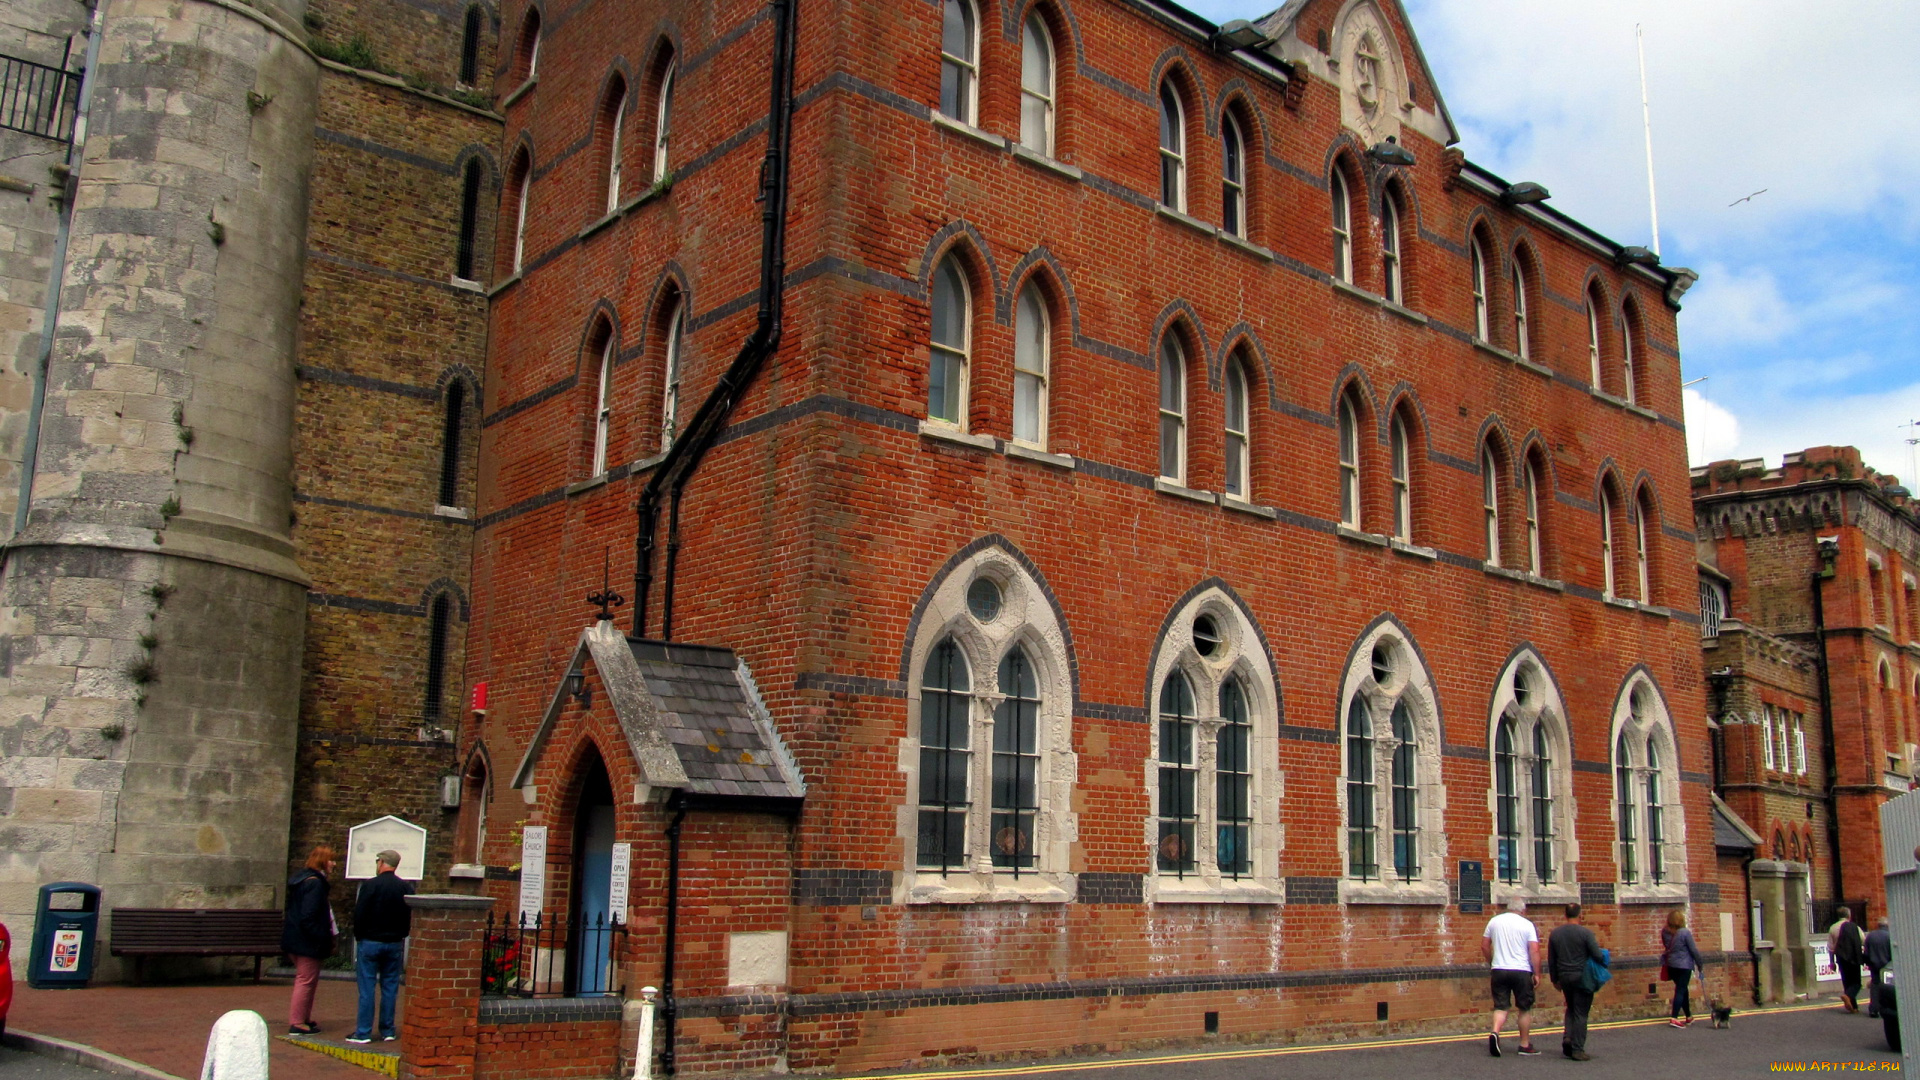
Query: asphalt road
0 1047 107 1078
846 1004 1900 1080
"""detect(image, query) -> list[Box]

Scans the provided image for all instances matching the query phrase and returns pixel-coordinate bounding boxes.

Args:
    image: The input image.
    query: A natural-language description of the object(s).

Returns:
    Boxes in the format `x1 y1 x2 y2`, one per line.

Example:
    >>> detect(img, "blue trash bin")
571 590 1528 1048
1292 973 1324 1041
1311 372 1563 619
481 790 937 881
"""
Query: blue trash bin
27 883 100 988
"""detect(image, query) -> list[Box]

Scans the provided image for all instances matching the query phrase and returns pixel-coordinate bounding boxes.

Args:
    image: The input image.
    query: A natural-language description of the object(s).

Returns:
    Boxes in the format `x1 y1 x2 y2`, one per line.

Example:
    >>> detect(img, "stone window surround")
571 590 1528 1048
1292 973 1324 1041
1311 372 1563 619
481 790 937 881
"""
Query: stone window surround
1339 620 1448 905
1484 649 1579 906
1142 586 1285 904
1610 672 1689 904
896 547 1078 904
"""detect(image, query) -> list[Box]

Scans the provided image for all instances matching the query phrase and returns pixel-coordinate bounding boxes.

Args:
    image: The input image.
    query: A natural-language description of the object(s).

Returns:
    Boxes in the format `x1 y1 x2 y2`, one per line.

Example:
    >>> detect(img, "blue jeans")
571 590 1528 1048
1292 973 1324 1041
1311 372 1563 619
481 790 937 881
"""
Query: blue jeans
354 939 405 1038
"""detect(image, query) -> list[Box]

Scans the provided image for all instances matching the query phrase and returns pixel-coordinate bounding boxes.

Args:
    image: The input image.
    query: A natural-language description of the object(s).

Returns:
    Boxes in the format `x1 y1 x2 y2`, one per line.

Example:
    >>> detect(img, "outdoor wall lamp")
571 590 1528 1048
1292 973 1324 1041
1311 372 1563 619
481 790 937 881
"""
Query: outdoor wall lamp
566 668 592 709
1501 181 1551 205
1213 19 1271 51
1367 137 1416 167
1616 246 1660 268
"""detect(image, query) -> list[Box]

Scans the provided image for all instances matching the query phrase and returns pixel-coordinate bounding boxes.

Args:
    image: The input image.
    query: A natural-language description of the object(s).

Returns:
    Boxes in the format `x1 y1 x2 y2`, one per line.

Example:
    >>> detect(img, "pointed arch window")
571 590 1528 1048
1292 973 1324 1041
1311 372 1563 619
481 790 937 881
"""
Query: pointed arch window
1158 83 1185 211
1381 192 1403 304
591 328 615 475
652 59 677 183
917 638 971 870
660 296 685 450
1389 413 1411 541
1644 736 1665 883
1531 722 1555 881
1490 659 1568 893
508 152 531 273
458 754 490 864
601 79 628 213
1495 718 1519 882
438 380 466 508
1345 696 1376 881
1586 286 1604 387
1223 358 1249 499
424 592 452 720
1221 113 1246 237
1599 486 1617 598
1342 631 1442 897
1511 260 1531 360
1470 236 1490 339
1156 672 1197 875
1158 336 1186 482
928 257 970 426
939 0 978 123
992 648 1040 871
460 5 483 85
1614 681 1686 895
1331 169 1353 283
1525 458 1544 574
1013 285 1048 448
1216 678 1252 877
515 8 541 82
1020 13 1054 154
1615 732 1637 884
1621 305 1639 404
455 158 483 281
1389 701 1418 880
1482 445 1502 567
1338 394 1361 528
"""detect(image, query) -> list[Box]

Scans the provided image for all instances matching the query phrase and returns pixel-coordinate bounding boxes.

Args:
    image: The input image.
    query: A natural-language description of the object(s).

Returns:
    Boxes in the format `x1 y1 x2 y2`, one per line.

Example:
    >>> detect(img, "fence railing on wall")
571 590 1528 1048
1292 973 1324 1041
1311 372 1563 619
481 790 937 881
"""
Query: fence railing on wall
0 51 81 145
481 911 625 998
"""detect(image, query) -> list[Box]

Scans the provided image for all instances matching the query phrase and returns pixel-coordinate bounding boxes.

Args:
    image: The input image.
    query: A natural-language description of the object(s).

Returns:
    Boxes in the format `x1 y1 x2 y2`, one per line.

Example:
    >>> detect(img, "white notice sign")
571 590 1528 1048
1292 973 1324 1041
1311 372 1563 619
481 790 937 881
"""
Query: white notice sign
517 826 548 919
609 842 631 919
345 815 428 880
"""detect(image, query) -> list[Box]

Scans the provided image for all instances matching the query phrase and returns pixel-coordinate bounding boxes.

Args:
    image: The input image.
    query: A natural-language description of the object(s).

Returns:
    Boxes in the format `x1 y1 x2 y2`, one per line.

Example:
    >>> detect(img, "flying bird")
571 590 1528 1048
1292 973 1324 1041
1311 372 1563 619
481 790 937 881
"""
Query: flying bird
1728 189 1768 207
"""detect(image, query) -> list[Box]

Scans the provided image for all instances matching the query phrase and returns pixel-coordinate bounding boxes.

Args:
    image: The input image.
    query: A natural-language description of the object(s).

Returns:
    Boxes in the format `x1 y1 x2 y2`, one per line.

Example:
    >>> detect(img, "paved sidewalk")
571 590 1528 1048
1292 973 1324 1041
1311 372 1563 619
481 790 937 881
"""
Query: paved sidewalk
8 979 382 1079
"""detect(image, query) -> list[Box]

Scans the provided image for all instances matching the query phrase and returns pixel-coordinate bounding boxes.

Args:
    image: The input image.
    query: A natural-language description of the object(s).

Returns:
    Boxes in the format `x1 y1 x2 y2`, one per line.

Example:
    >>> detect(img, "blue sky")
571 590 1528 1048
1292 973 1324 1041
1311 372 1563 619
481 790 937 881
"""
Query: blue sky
1181 0 1920 483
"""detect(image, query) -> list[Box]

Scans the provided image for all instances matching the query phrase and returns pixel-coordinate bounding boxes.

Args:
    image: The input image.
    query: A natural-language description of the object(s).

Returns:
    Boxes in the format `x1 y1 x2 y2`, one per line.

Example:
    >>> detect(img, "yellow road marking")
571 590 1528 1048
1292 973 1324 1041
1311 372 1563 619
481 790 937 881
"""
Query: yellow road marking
850 1000 1841 1080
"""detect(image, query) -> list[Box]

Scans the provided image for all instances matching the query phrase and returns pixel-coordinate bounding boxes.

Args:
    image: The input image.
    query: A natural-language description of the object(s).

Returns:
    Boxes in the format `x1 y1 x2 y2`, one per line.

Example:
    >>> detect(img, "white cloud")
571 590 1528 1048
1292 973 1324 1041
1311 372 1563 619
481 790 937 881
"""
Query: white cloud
1683 388 1740 465
1692 381 1920 483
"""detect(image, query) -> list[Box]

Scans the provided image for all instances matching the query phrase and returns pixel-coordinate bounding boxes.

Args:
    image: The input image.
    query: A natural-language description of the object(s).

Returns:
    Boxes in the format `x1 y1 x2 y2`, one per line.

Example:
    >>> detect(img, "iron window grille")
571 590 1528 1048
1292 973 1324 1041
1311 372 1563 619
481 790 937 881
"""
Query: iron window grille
1345 696 1377 881
0 49 80 144
1216 679 1252 878
1157 672 1197 875
1389 700 1418 881
916 638 970 872
1530 723 1555 883
990 648 1039 873
1495 719 1519 884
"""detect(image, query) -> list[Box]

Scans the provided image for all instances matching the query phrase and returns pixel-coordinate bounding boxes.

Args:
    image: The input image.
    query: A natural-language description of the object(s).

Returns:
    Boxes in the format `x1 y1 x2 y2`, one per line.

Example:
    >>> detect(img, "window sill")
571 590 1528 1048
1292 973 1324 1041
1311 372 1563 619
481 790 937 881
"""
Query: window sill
1339 879 1450 906
617 177 673 216
1221 495 1277 520
565 473 610 496
1154 477 1215 504
449 275 484 293
1154 203 1218 240
1009 144 1081 181
433 505 471 520
1516 356 1554 378
500 76 536 109
1638 603 1673 619
1336 524 1390 547
1331 278 1386 307
919 419 997 452
1389 538 1436 560
1489 882 1579 906
1483 562 1526 581
578 210 620 240
1523 573 1565 592
1626 403 1660 420
1617 882 1689 905
487 271 523 298
449 863 487 880
1602 596 1639 611
1588 386 1629 408
1383 300 1428 325
931 111 1006 149
906 872 1072 905
1217 230 1274 263
628 451 668 474
1147 878 1285 904
1006 442 1074 469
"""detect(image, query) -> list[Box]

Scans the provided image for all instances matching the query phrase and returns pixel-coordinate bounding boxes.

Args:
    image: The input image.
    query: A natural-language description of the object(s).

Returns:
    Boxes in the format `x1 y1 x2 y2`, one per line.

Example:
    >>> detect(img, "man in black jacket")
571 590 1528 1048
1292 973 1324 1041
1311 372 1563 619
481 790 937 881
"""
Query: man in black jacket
1866 918 1893 1018
347 850 415 1044
1547 903 1605 1061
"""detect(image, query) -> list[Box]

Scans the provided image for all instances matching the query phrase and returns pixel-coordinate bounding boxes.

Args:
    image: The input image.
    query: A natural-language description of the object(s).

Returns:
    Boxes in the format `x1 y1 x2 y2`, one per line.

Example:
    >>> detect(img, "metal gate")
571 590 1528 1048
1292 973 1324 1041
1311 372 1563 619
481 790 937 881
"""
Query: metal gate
1880 791 1920 1069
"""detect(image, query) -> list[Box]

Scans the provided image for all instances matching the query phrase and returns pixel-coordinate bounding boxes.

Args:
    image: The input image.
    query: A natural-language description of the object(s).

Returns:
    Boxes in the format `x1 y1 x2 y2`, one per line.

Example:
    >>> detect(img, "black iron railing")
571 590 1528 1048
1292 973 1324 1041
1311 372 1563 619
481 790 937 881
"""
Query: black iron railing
0 51 80 144
481 911 625 998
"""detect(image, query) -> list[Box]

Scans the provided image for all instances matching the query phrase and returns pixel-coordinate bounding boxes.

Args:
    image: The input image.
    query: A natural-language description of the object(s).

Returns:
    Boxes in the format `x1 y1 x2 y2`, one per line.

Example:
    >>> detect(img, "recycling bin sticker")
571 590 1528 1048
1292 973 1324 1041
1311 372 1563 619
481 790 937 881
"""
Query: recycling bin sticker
51 929 82 971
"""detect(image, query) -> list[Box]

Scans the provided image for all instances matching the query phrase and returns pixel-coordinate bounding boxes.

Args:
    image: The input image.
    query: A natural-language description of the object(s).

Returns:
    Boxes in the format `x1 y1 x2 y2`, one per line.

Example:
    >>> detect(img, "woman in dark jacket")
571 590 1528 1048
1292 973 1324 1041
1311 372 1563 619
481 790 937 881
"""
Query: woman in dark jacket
282 845 337 1035
1661 908 1707 1026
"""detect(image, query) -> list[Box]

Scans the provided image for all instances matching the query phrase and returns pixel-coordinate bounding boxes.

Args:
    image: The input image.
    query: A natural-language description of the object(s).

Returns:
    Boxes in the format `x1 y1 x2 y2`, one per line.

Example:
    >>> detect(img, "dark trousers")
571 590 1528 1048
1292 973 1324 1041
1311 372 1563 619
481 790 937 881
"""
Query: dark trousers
1869 966 1885 1016
1841 961 1863 1004
1560 985 1594 1053
1669 967 1693 1018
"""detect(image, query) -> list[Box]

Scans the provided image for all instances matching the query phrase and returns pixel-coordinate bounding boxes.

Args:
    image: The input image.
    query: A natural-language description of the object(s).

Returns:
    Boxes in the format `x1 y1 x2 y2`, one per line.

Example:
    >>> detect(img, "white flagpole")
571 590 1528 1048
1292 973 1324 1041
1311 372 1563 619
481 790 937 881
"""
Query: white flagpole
1637 24 1662 256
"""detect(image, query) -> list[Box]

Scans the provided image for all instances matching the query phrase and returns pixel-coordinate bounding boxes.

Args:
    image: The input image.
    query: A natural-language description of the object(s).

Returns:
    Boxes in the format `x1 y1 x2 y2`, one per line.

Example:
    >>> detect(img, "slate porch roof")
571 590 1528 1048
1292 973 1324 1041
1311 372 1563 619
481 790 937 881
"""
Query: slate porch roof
1712 793 1764 854
510 620 806 802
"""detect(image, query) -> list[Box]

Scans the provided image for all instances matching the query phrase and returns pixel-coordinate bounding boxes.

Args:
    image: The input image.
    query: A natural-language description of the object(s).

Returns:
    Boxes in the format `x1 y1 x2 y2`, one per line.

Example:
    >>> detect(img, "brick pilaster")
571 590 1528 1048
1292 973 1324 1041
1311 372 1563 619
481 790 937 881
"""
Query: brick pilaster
400 894 495 1080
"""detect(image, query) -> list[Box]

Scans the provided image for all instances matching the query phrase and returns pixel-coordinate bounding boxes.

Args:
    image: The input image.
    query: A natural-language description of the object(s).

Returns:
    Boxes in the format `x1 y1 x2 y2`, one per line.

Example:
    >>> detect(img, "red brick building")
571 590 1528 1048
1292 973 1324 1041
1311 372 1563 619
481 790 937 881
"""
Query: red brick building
439 0 1736 1072
1695 446 1920 998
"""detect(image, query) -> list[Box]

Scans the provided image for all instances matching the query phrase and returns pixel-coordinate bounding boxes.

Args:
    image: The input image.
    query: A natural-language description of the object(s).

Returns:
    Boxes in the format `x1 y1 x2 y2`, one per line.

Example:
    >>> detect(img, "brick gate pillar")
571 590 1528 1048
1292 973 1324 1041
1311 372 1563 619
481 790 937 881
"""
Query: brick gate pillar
400 894 495 1080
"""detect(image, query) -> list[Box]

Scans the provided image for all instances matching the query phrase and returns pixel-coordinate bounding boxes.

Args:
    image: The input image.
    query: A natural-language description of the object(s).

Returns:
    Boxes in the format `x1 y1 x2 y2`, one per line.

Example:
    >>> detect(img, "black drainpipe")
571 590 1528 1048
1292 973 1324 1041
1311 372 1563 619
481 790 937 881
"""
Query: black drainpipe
1811 539 1844 905
661 799 687 1075
634 0 798 640
1742 849 1759 1005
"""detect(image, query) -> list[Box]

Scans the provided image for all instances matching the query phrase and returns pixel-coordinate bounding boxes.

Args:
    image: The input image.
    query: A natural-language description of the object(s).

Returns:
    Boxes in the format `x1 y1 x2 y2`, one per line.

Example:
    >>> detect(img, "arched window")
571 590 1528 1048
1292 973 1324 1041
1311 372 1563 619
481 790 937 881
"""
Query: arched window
506 149 531 273
1599 483 1617 598
1510 258 1531 360
1221 113 1246 237
917 638 971 870
652 58 676 183
1490 654 1570 892
1482 444 1502 567
1389 412 1411 541
1158 83 1185 211
1635 488 1656 603
659 295 685 451
598 77 628 214
591 322 615 475
1644 736 1665 883
515 8 541 83
1019 13 1054 155
1341 626 1442 897
1495 718 1519 882
928 257 970 427
424 592 452 720
1223 357 1249 499
1337 393 1361 528
1586 285 1605 388
1613 677 1686 896
1012 285 1048 448
438 380 465 508
1621 302 1639 404
460 5 483 85
1146 586 1282 897
1158 335 1186 482
939 0 978 124
1470 235 1490 339
1531 722 1555 881
1330 169 1353 283
455 158 483 281
992 647 1040 871
1524 456 1544 574
1615 731 1636 884
1381 191 1403 304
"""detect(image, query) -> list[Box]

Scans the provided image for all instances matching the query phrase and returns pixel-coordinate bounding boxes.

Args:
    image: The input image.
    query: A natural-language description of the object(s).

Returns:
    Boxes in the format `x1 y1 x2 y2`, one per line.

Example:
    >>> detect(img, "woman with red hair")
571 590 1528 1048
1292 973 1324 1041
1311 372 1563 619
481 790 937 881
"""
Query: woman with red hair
281 846 337 1034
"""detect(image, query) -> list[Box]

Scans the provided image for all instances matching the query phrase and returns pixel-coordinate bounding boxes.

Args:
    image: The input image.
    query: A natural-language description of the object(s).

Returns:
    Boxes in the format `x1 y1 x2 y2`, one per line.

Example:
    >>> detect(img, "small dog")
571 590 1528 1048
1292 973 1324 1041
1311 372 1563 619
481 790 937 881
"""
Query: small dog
1709 1000 1734 1028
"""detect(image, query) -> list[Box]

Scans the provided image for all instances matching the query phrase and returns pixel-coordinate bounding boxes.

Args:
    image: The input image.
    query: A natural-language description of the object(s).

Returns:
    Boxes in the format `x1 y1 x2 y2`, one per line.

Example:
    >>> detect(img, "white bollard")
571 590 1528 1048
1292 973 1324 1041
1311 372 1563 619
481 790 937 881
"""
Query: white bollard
631 986 659 1080
200 1009 270 1080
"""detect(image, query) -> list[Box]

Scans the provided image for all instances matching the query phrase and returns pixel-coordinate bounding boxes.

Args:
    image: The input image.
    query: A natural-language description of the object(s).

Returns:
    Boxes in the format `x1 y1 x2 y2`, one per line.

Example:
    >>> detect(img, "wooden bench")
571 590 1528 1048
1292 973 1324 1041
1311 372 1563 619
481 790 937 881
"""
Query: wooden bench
109 908 284 983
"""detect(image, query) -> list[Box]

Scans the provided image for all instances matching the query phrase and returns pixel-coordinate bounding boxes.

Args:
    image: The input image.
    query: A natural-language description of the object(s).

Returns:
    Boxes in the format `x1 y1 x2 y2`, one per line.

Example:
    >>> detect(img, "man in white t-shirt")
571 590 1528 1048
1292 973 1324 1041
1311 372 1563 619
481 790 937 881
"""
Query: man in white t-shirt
1482 897 1542 1057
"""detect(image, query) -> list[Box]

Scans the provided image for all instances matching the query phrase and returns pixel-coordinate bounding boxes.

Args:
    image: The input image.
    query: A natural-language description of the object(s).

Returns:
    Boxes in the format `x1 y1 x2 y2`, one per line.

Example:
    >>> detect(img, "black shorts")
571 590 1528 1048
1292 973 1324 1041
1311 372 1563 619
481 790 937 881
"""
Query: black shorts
1491 969 1535 1011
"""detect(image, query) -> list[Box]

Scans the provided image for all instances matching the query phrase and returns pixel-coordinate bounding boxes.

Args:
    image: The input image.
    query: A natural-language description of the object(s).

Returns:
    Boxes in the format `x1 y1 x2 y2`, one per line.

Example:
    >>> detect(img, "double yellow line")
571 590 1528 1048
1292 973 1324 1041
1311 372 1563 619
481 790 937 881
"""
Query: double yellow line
853 1001 1839 1080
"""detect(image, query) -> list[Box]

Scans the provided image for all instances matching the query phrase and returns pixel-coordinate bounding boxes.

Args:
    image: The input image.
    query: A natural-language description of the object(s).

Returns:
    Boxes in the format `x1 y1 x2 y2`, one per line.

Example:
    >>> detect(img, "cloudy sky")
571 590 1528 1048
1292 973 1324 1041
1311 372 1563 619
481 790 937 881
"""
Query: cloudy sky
1184 0 1920 483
